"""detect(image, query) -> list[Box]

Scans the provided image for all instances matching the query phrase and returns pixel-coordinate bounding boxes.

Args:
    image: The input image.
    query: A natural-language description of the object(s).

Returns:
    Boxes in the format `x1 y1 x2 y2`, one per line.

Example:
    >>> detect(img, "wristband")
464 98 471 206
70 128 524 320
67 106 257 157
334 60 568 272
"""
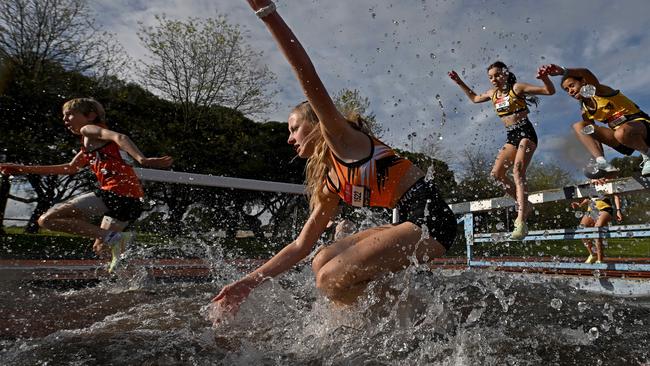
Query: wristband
256 2 276 18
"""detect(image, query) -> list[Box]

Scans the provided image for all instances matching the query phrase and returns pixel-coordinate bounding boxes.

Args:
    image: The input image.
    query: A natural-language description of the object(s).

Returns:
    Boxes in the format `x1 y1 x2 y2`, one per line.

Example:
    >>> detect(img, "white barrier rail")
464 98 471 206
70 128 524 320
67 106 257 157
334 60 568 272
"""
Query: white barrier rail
450 175 650 214
135 168 305 195
94 168 650 272
458 175 650 272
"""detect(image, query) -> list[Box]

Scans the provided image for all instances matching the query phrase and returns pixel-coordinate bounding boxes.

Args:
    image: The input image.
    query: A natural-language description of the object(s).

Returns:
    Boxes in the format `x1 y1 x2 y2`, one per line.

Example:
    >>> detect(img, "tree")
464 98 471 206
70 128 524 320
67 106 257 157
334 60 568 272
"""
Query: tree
333 88 384 137
137 15 277 125
0 0 129 81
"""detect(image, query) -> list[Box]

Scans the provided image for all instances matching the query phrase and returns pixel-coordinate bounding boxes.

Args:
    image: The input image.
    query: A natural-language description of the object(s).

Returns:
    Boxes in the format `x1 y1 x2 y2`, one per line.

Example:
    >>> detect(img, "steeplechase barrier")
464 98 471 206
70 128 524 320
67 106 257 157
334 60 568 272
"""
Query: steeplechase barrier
4 168 649 275
449 175 650 272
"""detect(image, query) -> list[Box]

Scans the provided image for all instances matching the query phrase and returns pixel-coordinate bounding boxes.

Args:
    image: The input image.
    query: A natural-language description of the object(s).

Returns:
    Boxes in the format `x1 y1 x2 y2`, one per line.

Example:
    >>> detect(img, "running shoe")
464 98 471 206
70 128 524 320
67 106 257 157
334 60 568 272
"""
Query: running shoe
585 254 596 264
106 231 133 273
640 155 650 176
510 219 528 240
584 160 619 179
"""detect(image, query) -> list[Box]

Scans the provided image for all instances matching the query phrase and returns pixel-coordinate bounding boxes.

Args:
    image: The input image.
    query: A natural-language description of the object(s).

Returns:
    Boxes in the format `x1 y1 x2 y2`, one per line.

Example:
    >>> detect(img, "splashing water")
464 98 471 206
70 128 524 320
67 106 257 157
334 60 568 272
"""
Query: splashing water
1 240 650 365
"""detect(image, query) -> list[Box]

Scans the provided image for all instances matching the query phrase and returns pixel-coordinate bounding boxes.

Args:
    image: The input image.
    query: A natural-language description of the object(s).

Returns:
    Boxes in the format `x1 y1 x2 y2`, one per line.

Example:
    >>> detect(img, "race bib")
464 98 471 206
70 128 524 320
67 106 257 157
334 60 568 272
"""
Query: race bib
495 96 510 111
344 185 369 207
607 111 627 129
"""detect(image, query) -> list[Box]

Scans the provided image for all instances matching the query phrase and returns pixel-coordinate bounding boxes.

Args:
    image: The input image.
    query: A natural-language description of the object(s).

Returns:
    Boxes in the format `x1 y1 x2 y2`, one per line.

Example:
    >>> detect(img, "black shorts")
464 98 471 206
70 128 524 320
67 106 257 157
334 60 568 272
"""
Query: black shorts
395 178 457 250
600 207 614 216
505 118 538 147
95 189 143 223
612 120 650 156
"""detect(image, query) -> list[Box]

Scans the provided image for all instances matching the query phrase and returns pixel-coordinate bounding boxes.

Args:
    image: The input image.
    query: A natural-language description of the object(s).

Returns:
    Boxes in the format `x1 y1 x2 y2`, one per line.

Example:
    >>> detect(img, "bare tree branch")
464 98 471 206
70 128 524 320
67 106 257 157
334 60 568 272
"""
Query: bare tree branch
137 14 278 123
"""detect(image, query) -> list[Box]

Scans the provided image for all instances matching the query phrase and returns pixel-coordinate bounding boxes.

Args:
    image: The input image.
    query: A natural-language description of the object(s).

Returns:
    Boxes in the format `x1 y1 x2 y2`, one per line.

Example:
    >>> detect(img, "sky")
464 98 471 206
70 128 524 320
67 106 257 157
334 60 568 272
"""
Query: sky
6 0 650 220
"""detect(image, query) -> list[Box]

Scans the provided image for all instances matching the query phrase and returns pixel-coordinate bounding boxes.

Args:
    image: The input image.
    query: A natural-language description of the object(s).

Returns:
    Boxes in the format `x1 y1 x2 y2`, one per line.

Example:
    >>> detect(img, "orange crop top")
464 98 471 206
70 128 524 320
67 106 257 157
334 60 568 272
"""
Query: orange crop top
325 134 413 208
80 139 144 199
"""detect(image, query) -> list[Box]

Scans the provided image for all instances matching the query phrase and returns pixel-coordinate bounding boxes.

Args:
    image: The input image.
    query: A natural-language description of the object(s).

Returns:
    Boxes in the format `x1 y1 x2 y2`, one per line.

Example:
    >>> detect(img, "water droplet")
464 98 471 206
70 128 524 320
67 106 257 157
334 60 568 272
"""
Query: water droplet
550 298 562 310
587 327 599 341
581 124 595 135
580 84 596 98
577 301 589 312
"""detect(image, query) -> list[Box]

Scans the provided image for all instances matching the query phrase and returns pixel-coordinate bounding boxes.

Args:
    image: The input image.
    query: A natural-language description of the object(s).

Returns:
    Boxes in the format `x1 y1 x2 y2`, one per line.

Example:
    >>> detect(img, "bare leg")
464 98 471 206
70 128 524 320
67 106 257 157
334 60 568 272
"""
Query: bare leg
580 215 595 258
38 204 110 240
593 211 612 263
512 138 536 222
92 216 128 258
491 144 517 199
313 223 446 305
614 120 649 152
572 121 620 159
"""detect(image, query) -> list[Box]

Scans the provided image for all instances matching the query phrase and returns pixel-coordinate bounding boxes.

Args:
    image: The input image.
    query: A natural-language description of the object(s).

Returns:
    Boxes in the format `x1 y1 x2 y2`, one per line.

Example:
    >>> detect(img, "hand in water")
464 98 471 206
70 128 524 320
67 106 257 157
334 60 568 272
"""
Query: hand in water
140 156 173 169
210 279 255 324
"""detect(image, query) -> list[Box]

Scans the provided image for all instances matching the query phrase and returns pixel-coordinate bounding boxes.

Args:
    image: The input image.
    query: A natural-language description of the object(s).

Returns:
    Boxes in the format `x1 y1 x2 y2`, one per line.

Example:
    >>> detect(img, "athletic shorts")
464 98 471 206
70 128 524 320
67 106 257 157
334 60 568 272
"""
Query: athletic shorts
65 190 143 224
505 118 538 147
394 178 456 250
600 207 614 216
611 119 650 156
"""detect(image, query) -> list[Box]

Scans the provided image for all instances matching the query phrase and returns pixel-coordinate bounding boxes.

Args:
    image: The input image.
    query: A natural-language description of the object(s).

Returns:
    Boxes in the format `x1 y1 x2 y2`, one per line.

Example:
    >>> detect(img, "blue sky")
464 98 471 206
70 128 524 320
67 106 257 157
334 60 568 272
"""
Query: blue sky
6 0 650 219
91 0 650 175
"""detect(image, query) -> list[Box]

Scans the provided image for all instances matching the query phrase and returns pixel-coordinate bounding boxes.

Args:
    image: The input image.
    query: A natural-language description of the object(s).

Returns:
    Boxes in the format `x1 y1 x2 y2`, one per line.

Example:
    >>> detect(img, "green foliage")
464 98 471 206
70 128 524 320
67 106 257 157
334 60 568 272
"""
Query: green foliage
333 88 383 137
137 14 277 121
396 149 457 198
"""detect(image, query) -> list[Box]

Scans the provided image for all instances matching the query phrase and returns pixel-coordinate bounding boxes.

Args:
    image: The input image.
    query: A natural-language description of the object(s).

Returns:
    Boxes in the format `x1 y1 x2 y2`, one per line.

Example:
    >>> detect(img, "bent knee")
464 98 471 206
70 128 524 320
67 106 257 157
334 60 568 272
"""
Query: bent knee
314 268 333 293
572 121 587 132
37 214 49 229
490 169 506 181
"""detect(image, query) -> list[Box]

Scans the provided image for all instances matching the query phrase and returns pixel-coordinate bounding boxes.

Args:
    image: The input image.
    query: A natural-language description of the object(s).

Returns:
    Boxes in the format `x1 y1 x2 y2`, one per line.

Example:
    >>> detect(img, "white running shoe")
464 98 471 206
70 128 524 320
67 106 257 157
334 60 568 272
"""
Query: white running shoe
584 160 619 179
640 155 650 176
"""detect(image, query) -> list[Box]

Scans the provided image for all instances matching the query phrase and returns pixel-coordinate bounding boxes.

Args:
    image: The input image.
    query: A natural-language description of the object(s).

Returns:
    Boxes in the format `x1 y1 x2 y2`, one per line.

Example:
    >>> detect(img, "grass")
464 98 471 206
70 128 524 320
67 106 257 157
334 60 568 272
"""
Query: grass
3 226 650 260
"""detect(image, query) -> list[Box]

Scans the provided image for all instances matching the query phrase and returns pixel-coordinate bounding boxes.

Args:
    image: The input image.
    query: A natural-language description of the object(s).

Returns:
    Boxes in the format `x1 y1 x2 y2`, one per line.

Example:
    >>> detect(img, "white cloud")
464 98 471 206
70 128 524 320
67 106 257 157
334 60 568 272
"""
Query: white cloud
90 0 650 173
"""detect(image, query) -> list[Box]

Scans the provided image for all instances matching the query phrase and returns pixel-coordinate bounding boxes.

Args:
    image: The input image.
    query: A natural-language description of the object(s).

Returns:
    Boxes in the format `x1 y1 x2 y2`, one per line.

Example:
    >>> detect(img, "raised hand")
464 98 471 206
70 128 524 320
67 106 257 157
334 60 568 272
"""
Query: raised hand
539 64 565 77
448 70 462 83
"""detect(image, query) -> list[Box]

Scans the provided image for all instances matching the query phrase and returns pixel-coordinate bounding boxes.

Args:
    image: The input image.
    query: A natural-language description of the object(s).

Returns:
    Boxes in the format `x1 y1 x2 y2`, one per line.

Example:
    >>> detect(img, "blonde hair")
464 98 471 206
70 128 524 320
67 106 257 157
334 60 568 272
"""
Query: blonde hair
292 101 373 211
62 98 106 123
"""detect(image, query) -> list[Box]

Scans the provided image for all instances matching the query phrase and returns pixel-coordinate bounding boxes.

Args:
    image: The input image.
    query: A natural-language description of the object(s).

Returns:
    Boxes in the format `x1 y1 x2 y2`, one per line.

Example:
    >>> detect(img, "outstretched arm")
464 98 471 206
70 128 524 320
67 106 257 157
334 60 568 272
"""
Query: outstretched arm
448 70 491 103
212 189 341 316
0 151 87 176
245 1 357 154
613 194 624 222
539 64 601 86
80 125 173 169
570 198 590 209
514 67 555 95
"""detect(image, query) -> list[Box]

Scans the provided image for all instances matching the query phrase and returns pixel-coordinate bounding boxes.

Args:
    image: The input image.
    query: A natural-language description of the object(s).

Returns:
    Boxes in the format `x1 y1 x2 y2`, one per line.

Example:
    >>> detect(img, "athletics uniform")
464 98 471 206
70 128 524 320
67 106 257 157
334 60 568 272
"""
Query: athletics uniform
492 87 538 146
66 134 144 224
581 90 650 155
588 197 614 216
325 134 456 249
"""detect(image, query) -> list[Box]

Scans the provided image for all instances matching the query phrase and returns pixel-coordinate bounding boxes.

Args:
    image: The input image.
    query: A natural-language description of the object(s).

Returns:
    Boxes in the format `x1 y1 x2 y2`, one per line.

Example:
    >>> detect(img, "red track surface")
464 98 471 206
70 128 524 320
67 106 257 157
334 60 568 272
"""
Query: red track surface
2 257 650 281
